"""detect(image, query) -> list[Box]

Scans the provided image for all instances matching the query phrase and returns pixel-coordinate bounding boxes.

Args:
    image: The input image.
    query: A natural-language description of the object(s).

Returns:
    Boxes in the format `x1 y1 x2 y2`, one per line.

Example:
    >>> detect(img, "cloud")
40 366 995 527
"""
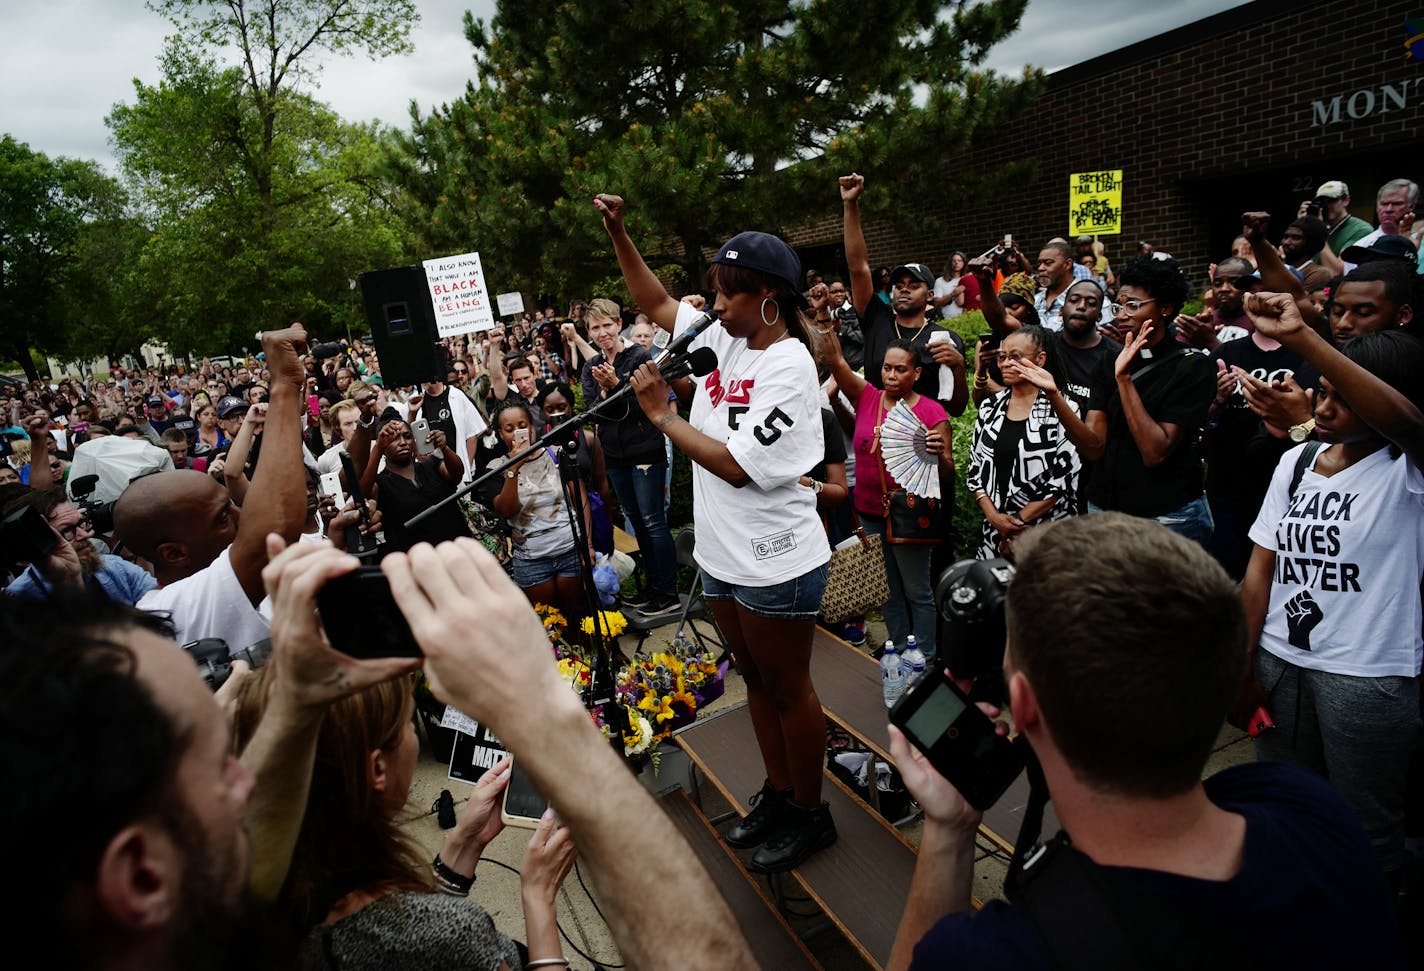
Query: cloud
2 0 1252 172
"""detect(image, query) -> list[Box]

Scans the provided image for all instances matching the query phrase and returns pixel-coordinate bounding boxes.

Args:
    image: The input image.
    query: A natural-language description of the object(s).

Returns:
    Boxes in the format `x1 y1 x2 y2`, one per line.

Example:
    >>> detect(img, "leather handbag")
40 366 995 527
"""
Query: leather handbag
877 449 943 545
820 509 890 624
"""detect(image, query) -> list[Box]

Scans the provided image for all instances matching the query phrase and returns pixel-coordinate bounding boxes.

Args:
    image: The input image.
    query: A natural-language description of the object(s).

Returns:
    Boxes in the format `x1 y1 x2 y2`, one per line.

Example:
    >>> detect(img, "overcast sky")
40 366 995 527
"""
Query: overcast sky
2 0 1248 173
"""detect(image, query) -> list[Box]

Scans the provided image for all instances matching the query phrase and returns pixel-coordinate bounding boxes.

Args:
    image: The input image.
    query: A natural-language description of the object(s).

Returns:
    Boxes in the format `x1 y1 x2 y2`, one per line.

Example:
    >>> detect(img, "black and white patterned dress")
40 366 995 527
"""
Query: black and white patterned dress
965 389 1082 558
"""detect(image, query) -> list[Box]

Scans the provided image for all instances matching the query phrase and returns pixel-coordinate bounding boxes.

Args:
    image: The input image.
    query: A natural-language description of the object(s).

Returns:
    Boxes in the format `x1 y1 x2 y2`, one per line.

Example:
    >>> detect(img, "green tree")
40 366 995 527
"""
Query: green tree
107 0 418 354
393 0 1038 297
0 135 128 379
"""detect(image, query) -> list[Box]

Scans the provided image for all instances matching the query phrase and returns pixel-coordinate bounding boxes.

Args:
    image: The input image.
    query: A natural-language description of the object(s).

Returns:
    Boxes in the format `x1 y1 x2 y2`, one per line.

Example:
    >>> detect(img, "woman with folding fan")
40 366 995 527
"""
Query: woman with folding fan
824 332 952 662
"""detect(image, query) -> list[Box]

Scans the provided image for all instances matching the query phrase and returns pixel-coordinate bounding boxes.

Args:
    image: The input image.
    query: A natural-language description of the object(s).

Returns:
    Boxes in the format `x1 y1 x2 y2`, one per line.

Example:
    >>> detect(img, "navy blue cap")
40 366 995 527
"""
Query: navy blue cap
712 231 803 295
1341 234 1418 265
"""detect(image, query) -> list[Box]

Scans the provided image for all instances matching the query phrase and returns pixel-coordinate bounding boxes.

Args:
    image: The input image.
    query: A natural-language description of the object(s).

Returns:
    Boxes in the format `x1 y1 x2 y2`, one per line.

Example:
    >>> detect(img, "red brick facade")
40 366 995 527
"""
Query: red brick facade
791 0 1424 284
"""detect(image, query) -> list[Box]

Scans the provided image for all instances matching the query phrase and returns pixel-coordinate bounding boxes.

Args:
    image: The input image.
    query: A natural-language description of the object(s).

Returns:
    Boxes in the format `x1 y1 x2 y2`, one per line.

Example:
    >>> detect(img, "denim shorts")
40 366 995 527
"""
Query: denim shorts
700 563 829 621
511 548 582 588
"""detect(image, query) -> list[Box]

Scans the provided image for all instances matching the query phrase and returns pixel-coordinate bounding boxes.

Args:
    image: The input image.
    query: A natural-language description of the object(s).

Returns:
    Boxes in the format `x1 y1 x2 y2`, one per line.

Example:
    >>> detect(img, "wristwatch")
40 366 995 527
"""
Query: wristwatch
1288 418 1316 443
505 468 518 479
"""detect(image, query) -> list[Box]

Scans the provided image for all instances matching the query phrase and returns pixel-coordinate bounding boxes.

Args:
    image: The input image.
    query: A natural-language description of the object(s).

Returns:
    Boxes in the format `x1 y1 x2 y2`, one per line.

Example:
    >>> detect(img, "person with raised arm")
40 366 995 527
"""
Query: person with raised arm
593 191 836 872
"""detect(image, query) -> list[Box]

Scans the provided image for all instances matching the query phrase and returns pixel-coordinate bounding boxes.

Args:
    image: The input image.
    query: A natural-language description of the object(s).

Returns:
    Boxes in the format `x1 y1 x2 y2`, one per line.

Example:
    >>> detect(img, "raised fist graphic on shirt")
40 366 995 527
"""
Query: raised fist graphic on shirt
1284 590 1324 652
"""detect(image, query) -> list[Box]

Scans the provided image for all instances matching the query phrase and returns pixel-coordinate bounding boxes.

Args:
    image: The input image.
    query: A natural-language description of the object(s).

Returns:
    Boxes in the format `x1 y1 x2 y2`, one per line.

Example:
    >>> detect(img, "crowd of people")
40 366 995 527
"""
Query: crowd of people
2 170 1420 967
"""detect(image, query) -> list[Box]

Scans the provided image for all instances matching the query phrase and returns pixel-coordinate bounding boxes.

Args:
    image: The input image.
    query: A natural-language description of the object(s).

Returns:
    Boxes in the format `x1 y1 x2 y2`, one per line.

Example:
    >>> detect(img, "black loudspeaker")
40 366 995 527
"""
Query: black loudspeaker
359 265 441 388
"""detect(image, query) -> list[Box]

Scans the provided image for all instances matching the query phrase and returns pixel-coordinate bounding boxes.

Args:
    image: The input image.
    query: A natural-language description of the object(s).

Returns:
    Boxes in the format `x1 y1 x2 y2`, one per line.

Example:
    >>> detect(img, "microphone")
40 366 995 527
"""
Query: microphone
660 346 718 382
655 311 719 366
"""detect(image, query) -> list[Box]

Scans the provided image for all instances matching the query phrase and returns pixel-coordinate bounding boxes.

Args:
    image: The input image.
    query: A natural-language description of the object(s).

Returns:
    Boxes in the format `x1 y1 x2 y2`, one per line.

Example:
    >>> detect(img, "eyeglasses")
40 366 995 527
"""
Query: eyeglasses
453 368 468 374
1110 297 1156 315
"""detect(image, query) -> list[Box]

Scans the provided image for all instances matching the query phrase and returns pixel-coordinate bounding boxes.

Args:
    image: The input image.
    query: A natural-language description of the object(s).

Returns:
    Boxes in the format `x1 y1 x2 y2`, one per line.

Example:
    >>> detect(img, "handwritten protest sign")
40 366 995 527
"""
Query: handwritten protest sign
423 251 496 336
495 291 525 317
1069 170 1123 236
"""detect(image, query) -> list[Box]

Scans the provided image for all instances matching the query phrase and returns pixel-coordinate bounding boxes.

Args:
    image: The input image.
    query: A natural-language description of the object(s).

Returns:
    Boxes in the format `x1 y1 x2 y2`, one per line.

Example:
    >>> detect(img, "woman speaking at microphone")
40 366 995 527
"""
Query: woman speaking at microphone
595 193 834 872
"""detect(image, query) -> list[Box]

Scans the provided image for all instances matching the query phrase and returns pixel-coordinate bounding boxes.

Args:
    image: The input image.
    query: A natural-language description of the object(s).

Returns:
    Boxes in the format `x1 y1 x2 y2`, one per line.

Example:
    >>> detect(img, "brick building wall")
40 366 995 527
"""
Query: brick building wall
792 0 1424 285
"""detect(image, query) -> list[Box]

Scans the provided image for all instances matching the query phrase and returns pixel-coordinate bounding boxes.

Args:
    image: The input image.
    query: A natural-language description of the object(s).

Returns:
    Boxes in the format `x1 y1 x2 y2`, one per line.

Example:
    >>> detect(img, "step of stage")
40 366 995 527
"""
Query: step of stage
677 703 919 970
809 626 1058 852
659 788 821 970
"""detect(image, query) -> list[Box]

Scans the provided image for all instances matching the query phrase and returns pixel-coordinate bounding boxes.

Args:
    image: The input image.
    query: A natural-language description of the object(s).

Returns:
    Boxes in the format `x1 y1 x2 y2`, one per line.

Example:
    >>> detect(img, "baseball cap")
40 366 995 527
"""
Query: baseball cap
1341 234 1419 266
146 395 166 409
215 395 249 419
711 231 803 296
889 263 936 288
1314 180 1349 200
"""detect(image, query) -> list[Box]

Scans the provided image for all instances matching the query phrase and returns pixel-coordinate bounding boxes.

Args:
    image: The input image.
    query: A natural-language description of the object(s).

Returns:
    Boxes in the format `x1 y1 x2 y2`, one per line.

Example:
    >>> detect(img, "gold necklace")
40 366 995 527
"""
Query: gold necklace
894 316 930 344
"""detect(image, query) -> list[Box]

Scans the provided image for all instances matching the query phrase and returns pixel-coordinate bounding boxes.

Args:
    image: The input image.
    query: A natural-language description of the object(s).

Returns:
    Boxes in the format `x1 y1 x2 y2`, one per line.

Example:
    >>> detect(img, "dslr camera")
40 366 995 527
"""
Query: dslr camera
888 557 1024 810
184 637 272 691
70 474 116 536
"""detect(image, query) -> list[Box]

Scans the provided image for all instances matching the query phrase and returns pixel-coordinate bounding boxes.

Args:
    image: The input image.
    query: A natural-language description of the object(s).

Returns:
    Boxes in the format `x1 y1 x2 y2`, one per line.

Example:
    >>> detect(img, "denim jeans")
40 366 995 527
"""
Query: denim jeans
861 512 937 660
608 463 677 597
1088 494 1214 548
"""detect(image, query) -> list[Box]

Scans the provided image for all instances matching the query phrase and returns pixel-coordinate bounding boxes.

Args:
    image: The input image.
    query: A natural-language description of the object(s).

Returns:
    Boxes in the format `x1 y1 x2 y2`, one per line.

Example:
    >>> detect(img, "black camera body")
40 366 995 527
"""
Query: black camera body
183 637 272 691
937 557 1014 683
69 474 116 536
0 504 60 569
889 667 1025 810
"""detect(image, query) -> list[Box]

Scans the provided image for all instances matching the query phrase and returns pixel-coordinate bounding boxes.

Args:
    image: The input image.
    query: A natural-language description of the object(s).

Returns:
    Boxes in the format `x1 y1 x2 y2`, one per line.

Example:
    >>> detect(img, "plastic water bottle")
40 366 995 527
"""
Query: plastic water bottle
901 635 926 685
881 641 905 709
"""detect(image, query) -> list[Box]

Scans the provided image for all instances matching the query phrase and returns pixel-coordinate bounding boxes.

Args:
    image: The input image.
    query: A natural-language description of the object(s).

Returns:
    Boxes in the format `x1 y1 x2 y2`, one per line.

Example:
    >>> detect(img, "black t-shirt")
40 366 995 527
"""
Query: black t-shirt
808 407 848 482
1045 331 1121 420
420 387 459 444
1086 345 1217 517
580 344 664 466
376 458 472 554
907 761 1402 970
862 299 965 407
1046 332 1120 513
1205 337 1311 516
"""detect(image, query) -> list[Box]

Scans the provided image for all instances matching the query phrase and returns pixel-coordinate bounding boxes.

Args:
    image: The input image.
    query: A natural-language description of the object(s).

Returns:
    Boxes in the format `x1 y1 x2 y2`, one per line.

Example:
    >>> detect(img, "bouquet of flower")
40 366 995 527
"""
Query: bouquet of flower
536 606 726 765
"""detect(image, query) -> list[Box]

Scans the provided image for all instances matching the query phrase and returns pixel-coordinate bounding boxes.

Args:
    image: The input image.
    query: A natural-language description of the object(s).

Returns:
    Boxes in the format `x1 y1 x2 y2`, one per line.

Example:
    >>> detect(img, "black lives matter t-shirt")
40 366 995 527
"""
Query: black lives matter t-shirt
1086 345 1217 517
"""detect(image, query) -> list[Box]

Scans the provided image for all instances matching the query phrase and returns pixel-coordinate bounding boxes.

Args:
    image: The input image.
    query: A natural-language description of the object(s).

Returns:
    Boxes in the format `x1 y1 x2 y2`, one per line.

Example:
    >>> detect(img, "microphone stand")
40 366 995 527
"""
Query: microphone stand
546 426 634 764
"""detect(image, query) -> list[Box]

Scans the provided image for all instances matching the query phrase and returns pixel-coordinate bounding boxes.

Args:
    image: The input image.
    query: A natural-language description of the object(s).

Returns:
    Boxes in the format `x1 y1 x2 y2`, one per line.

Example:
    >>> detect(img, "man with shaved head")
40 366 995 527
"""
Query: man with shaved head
115 326 312 649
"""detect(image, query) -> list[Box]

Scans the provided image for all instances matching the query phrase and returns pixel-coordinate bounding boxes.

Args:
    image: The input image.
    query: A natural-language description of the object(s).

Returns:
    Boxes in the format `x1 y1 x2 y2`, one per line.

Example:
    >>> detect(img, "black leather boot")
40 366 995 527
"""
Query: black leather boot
724 780 790 849
749 801 837 873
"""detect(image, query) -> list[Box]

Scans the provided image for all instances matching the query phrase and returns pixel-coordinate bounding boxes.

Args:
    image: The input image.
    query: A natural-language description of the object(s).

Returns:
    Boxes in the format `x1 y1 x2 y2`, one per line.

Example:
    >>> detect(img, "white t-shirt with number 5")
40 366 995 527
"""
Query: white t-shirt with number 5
675 301 830 586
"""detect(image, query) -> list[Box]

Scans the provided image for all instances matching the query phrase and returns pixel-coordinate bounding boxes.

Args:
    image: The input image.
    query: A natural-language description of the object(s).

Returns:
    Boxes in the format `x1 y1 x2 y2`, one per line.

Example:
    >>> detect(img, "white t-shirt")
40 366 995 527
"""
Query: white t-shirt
1248 443 1424 677
675 301 830 585
934 275 963 320
136 546 271 653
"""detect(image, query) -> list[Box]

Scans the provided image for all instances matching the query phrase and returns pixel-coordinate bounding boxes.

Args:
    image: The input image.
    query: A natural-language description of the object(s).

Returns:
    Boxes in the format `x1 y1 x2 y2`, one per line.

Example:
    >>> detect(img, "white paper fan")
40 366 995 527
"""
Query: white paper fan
879 400 941 499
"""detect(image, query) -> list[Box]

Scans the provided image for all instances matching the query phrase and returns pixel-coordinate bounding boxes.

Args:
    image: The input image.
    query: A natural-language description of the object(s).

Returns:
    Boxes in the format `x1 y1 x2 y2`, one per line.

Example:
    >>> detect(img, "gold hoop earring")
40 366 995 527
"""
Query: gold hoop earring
760 297 781 327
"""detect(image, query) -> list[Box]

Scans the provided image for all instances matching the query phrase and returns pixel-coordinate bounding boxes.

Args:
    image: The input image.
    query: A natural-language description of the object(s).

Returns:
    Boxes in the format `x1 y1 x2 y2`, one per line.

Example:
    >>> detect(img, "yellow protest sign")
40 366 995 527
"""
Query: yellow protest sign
1069 170 1123 236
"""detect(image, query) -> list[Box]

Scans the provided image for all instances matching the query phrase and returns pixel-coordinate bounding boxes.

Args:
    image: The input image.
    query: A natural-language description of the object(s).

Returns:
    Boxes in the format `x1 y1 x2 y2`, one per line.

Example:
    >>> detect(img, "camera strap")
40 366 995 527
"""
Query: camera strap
1006 750 1253 970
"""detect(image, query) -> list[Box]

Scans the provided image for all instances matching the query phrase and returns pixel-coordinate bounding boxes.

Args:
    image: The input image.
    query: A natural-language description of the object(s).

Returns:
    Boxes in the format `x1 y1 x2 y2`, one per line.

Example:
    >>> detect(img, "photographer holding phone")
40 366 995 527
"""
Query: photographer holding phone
886 514 1400 970
369 419 470 555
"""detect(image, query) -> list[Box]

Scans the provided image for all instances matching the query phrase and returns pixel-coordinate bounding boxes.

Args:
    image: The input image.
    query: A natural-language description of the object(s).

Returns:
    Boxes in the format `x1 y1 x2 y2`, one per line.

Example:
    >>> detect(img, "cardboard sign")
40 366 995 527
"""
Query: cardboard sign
444 705 508 785
423 252 496 336
1069 170 1123 236
495 291 525 317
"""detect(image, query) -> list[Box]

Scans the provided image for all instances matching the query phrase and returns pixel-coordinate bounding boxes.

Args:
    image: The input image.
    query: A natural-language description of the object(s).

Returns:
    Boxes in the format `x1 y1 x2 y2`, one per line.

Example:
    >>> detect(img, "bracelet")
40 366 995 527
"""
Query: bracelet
808 478 823 494
526 960 569 968
432 853 474 896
